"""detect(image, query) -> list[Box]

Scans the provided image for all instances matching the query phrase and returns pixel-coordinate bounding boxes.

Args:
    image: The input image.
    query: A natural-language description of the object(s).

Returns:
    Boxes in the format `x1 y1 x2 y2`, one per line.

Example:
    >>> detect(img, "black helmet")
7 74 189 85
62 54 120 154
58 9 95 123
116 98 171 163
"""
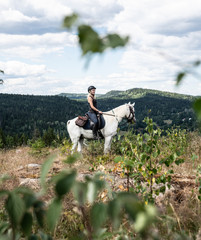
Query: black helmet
88 86 96 92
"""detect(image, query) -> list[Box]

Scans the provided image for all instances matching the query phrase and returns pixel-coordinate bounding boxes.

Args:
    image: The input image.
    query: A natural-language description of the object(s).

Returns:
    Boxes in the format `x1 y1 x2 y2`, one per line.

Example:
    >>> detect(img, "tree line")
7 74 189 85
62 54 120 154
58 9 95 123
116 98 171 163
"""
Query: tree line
0 90 197 148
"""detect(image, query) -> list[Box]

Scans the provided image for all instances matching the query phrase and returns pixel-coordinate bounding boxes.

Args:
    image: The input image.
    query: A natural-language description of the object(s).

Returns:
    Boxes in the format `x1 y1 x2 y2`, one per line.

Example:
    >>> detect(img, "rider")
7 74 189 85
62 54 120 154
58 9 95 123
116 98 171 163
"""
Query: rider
87 86 103 140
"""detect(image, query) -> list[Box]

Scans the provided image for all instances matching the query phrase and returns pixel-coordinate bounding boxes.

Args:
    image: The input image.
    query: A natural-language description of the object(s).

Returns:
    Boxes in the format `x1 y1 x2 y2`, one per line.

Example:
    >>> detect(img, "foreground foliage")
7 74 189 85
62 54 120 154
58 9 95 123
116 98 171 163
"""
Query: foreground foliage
0 118 201 239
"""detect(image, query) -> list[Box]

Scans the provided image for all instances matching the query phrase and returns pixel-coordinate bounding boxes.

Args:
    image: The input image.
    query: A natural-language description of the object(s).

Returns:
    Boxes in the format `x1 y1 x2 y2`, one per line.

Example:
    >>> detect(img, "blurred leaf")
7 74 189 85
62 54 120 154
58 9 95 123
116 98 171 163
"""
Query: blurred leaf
29 235 38 240
104 34 129 49
107 199 121 229
55 170 76 198
87 181 97 204
0 190 9 198
193 60 201 66
73 182 87 206
114 156 123 163
5 192 25 226
63 13 78 29
193 98 201 121
64 152 81 164
39 232 53 240
23 193 37 209
21 212 33 236
34 200 45 228
0 70 4 74
134 204 156 233
0 222 9 235
134 212 148 232
90 203 107 232
0 175 10 184
175 158 185 165
78 25 103 55
176 72 186 85
46 198 62 231
40 155 55 191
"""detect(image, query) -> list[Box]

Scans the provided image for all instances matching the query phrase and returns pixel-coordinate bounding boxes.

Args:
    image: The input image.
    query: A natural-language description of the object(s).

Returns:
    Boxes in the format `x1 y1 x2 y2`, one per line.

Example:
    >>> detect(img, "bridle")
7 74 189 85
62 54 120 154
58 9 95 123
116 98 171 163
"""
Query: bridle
127 106 136 123
104 105 136 124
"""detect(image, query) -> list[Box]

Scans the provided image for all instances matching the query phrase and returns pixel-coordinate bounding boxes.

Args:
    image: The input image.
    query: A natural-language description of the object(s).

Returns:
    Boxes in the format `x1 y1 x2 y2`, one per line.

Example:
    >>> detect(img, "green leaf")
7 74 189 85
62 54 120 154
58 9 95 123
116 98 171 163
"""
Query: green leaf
46 198 62 231
0 190 9 198
63 152 81 164
114 156 122 163
5 192 25 226
134 204 157 233
107 199 121 229
78 25 103 55
104 34 129 49
40 155 55 191
175 159 185 165
29 235 39 240
14 187 34 195
193 60 201 66
34 200 45 228
39 232 53 240
55 170 76 198
87 181 97 204
0 222 10 234
176 72 186 85
73 182 87 206
21 212 33 236
159 186 166 193
23 193 37 209
90 203 107 232
193 98 201 121
63 13 78 29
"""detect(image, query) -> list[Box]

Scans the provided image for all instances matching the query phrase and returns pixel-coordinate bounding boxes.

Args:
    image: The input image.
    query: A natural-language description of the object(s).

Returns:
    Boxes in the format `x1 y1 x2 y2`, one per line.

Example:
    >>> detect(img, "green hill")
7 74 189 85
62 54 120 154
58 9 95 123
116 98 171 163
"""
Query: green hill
0 88 198 141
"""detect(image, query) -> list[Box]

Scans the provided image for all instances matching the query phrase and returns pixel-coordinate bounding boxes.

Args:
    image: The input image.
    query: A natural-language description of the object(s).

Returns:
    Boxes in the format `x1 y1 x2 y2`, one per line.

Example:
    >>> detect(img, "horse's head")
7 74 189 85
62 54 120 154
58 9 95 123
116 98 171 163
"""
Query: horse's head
126 102 136 123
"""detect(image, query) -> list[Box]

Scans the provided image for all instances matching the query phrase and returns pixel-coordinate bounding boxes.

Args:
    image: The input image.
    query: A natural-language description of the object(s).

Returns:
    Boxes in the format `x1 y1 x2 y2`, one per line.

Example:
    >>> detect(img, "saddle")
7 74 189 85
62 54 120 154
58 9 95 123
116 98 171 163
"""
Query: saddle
75 115 88 127
75 114 105 130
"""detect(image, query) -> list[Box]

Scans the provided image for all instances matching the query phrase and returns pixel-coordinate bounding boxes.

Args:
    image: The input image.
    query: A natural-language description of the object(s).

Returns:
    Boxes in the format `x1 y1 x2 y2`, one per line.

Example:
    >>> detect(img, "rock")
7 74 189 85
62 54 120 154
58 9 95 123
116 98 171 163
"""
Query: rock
27 164 41 170
19 178 40 190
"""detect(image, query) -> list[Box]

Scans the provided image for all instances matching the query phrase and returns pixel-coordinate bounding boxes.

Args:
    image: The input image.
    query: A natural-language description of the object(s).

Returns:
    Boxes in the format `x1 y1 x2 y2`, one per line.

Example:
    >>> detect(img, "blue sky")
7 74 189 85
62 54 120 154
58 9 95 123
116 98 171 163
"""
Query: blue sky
1 0 201 96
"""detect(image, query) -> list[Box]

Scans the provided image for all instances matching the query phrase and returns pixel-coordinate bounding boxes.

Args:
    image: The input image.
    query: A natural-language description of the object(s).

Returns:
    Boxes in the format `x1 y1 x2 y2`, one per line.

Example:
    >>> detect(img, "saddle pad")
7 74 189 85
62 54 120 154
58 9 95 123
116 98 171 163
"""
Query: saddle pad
83 114 105 130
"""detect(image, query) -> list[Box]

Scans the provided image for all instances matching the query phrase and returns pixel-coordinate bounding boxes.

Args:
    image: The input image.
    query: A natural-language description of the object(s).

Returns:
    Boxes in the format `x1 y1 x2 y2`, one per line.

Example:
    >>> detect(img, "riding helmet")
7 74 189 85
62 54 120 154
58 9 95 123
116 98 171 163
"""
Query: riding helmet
88 86 96 92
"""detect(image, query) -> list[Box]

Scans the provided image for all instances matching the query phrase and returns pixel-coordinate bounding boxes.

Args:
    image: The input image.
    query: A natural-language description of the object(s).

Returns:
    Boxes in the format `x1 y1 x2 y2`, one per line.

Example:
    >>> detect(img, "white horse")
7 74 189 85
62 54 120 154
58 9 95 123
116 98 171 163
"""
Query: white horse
67 102 136 154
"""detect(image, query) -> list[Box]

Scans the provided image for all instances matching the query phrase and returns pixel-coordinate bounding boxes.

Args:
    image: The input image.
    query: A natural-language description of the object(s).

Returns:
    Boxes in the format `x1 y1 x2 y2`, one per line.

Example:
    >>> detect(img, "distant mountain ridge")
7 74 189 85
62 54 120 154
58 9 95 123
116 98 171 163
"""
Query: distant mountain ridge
0 88 197 140
59 88 195 101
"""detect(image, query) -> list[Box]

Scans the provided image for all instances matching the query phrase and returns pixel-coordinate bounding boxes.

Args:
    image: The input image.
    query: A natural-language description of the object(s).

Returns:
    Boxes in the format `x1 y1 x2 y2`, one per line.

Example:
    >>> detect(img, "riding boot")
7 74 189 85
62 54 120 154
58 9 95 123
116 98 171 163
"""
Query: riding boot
92 124 99 140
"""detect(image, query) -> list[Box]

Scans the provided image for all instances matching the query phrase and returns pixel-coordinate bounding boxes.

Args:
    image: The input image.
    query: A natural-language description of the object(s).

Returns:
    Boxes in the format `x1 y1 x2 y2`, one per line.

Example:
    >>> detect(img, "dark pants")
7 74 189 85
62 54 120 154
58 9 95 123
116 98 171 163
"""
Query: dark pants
87 112 98 129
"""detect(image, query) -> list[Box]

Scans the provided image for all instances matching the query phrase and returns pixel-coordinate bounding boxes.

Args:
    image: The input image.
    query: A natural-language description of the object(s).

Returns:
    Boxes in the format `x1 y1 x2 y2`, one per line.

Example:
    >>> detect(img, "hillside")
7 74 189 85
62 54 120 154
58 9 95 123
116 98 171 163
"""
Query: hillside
100 88 195 100
0 88 198 141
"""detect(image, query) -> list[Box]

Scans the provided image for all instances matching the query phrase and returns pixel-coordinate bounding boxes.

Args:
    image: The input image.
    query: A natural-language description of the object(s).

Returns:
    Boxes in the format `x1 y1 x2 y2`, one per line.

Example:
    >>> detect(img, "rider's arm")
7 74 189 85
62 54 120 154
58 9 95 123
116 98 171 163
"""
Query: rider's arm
88 96 103 114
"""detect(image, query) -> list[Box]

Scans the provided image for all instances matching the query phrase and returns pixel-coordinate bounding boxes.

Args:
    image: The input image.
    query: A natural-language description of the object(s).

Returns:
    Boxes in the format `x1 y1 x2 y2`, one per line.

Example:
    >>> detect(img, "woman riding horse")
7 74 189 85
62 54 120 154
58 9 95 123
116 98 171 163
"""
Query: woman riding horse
87 86 103 140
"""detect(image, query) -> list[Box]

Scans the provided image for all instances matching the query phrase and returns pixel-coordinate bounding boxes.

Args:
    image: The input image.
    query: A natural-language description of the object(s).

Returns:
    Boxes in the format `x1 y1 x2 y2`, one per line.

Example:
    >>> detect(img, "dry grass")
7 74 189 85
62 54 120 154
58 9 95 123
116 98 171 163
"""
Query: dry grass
0 131 201 239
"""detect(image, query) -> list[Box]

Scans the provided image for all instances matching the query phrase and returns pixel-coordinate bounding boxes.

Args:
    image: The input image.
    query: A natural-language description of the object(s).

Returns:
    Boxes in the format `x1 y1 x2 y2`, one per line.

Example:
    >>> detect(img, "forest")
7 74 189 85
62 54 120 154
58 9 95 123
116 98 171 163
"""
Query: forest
0 88 197 145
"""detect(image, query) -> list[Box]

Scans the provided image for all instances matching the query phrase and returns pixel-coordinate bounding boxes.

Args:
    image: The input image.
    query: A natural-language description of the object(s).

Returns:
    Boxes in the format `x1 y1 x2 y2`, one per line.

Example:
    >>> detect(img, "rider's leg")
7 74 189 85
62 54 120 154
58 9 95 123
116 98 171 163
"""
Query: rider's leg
92 122 99 139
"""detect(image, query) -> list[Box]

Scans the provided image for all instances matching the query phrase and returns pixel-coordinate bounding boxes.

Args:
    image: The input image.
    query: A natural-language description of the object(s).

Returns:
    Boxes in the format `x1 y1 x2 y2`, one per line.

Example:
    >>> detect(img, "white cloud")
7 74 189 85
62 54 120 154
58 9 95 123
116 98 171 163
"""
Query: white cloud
0 61 47 77
0 32 77 59
0 0 201 96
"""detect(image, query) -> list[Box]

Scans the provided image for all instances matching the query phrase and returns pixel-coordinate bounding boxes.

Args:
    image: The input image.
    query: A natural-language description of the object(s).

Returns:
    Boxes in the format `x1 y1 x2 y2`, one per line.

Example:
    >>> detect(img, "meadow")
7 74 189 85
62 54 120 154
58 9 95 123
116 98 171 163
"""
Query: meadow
0 119 201 239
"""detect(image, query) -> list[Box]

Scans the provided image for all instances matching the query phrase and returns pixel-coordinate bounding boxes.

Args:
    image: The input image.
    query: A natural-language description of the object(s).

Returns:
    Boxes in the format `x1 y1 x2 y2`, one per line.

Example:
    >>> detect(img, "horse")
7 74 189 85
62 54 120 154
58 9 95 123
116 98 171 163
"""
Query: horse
67 102 136 154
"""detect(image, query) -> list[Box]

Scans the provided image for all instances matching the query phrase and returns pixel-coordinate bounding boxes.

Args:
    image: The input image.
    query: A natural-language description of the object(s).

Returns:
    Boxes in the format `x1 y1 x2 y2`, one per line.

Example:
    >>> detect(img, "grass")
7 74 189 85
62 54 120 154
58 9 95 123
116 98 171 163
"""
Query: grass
0 130 201 239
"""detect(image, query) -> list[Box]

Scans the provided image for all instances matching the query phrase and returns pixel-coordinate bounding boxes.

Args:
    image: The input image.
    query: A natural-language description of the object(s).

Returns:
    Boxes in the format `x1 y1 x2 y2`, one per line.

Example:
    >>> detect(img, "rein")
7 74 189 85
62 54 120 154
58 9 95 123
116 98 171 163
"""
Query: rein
102 106 135 123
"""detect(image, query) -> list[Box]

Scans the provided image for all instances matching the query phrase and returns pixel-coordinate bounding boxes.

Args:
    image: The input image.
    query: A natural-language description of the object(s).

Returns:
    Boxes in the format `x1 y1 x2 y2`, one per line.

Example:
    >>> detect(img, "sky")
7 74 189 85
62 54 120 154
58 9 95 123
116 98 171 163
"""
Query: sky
1 0 201 96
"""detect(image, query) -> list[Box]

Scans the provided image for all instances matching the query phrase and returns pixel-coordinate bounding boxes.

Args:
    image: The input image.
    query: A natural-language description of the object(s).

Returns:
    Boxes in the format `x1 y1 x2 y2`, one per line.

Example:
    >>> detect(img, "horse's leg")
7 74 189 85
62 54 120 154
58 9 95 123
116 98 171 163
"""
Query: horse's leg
77 138 84 152
104 136 113 154
71 137 79 153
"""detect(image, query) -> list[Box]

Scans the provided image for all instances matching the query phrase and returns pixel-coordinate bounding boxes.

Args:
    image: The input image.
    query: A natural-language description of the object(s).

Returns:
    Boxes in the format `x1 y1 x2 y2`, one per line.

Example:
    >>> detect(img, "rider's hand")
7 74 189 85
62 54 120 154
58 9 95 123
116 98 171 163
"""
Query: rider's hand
98 111 103 114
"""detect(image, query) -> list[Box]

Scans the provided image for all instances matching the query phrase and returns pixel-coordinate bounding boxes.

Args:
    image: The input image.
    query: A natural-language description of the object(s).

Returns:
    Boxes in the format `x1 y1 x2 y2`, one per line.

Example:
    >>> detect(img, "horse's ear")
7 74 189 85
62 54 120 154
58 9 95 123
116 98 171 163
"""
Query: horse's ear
128 102 131 105
132 102 135 106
